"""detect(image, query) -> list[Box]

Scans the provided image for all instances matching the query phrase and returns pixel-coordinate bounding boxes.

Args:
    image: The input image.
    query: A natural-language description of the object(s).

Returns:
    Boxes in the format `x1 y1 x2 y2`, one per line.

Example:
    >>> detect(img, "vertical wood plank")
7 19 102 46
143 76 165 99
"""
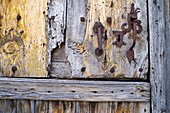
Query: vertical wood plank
64 0 148 79
112 102 150 113
148 0 166 112
16 100 31 113
47 0 66 64
0 0 47 77
165 0 170 112
0 99 16 113
35 101 49 113
49 101 75 113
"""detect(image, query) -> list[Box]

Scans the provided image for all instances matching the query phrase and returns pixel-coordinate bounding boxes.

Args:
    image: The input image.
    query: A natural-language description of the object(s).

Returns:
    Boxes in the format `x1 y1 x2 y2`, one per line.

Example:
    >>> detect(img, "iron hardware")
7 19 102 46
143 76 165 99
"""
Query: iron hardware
113 3 143 64
93 22 104 56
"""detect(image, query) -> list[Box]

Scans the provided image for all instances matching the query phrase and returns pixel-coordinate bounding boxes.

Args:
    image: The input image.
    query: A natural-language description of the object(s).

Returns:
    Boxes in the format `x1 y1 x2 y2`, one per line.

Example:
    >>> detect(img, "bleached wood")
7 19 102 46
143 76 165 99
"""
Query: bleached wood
148 0 166 113
47 0 66 64
64 0 148 79
0 78 150 102
165 0 170 112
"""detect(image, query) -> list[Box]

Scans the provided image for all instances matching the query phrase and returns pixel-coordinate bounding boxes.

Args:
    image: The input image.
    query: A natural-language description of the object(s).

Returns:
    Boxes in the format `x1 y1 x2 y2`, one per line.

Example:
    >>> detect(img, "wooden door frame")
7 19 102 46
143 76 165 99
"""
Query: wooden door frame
0 0 168 112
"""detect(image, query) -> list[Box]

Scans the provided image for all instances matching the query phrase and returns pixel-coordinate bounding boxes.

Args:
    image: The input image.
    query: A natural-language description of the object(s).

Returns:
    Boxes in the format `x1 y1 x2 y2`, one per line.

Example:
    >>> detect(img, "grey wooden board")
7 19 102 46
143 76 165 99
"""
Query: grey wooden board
148 0 166 112
165 0 170 112
0 78 150 102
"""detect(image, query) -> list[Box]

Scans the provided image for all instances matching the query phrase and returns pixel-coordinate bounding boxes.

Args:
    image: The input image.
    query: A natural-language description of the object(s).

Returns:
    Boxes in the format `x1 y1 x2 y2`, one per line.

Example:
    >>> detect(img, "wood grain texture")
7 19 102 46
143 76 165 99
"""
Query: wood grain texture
0 99 16 113
0 0 47 77
62 0 148 79
16 100 32 113
47 0 66 64
165 0 170 112
76 102 150 113
0 78 150 102
148 0 166 113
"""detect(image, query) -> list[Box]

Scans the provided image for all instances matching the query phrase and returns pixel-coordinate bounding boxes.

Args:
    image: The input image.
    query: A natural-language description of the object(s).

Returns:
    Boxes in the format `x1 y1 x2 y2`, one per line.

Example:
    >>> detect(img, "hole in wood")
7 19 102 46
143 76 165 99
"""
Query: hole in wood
118 35 121 42
120 90 124 92
130 92 134 95
93 91 98 93
111 91 114 93
71 91 75 93
144 109 146 112
48 91 51 93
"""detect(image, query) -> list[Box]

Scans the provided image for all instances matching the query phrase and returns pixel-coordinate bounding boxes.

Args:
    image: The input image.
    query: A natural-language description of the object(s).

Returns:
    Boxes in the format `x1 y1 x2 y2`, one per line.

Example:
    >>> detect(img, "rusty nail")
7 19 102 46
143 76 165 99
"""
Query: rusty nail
80 17 85 22
17 14 21 21
110 67 115 73
139 68 143 72
12 66 17 73
81 67 86 72
51 16 55 20
106 17 112 24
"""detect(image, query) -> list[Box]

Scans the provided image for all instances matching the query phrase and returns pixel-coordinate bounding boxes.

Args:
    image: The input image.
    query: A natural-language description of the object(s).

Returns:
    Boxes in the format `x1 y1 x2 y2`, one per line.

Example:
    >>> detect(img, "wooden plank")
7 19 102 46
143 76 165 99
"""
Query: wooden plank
0 99 16 113
148 0 166 113
165 0 170 112
112 102 150 113
0 78 150 102
63 0 148 79
0 0 47 77
35 101 49 113
48 101 75 113
16 100 32 113
46 0 66 64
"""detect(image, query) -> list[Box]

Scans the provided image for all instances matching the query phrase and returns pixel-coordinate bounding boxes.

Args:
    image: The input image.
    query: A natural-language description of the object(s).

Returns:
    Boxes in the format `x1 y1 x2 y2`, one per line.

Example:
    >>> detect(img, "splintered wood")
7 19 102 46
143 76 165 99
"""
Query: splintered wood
52 0 148 79
0 0 47 77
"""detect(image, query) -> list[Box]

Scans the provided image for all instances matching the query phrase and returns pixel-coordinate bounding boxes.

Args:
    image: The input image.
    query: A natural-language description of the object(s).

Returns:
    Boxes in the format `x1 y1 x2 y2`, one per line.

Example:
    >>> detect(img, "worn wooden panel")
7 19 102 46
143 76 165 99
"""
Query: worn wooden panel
16 100 32 113
165 0 170 112
62 0 148 79
0 99 16 113
148 0 166 113
0 0 47 77
77 102 150 113
46 0 66 64
0 78 150 102
49 101 75 113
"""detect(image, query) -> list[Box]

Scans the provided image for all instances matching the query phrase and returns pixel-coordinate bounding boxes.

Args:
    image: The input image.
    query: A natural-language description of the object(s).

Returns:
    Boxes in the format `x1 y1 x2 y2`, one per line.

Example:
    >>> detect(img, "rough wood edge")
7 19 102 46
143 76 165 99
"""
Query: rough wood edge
148 0 166 112
0 77 150 102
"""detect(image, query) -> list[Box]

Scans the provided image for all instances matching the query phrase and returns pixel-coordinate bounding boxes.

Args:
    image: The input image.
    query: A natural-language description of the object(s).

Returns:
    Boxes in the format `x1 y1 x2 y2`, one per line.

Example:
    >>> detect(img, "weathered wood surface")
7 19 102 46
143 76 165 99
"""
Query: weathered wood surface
165 0 170 112
52 0 149 79
148 0 166 113
47 0 66 64
0 0 47 77
0 78 150 102
0 100 150 113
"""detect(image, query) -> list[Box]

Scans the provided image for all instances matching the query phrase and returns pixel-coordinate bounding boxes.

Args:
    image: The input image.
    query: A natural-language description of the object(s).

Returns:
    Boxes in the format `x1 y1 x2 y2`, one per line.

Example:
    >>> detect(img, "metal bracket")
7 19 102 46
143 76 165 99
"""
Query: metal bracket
113 3 143 64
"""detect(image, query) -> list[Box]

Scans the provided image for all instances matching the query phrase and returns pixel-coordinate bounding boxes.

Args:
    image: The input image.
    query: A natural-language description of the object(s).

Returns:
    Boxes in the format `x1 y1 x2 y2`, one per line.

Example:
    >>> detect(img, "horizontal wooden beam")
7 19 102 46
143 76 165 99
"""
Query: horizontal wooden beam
0 77 150 102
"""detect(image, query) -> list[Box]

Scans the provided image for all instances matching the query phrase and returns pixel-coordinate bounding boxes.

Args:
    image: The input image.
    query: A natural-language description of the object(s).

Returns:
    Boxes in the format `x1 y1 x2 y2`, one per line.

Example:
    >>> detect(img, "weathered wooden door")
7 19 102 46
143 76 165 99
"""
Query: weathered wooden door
50 0 148 80
0 0 151 112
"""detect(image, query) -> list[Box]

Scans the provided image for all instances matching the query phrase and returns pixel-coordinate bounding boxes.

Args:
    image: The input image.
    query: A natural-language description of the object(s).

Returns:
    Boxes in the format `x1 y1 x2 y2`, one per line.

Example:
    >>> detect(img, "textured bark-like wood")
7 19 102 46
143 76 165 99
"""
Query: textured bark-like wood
148 0 166 113
64 0 148 79
0 78 150 102
0 0 47 77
